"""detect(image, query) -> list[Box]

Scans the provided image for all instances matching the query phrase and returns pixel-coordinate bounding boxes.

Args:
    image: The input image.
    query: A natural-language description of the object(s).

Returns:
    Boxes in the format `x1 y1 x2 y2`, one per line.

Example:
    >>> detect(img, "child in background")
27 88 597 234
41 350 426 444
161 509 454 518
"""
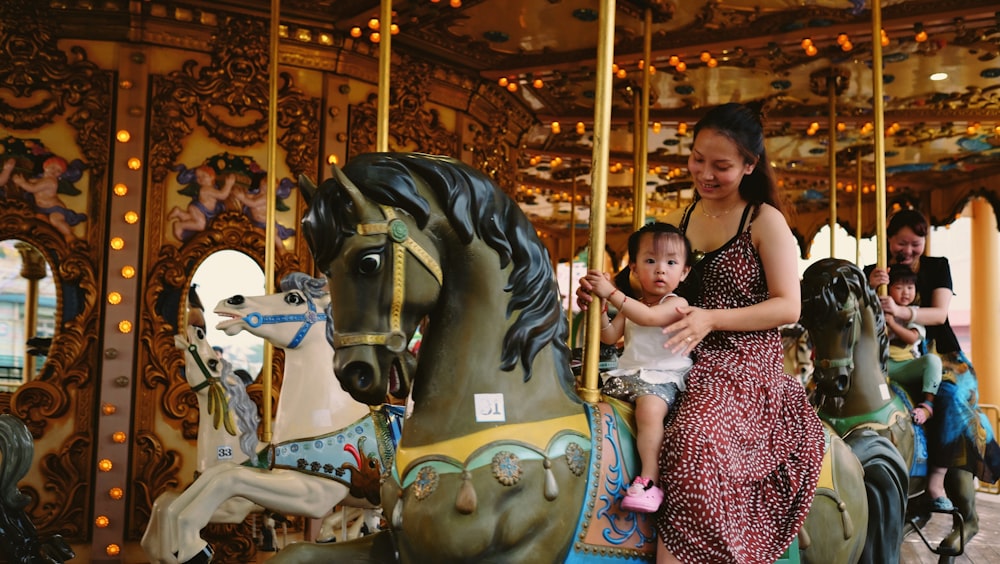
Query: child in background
885 264 951 510
583 222 693 513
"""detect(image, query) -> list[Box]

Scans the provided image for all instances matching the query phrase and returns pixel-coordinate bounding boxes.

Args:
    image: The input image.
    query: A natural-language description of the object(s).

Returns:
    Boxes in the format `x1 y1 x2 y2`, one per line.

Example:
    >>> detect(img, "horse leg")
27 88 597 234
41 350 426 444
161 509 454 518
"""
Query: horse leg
939 469 978 555
174 469 350 563
141 491 181 564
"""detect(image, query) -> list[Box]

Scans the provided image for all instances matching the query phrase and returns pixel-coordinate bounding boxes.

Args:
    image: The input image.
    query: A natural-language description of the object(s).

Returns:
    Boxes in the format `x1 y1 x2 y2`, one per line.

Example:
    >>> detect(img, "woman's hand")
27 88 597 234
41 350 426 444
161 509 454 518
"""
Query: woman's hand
878 295 906 319
662 305 711 354
576 276 596 311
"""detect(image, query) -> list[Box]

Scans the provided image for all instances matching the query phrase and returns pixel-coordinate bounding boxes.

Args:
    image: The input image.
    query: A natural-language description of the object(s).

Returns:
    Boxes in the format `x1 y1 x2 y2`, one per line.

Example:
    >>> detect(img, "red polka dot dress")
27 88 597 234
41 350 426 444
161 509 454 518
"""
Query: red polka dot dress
657 206 824 563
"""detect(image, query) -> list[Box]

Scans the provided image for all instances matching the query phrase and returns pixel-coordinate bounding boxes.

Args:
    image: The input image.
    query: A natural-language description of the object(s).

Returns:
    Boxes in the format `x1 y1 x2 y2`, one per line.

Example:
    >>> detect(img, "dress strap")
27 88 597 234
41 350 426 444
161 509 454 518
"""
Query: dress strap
736 203 757 233
679 202 696 234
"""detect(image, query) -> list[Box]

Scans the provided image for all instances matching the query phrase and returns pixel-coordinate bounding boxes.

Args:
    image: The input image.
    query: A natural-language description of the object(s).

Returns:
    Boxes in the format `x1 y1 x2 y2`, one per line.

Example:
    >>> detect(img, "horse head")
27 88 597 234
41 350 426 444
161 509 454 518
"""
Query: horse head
214 272 331 350
800 258 887 404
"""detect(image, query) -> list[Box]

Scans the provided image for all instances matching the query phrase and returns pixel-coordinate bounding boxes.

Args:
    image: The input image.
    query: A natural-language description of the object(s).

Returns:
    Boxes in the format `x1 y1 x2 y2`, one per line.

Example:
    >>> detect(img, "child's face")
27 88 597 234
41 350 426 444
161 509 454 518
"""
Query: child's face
889 280 916 307
630 233 689 302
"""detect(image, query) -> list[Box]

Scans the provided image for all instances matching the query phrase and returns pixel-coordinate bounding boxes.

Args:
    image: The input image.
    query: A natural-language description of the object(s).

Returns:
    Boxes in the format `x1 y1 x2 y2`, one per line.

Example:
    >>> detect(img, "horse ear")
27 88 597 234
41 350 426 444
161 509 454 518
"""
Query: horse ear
332 163 380 222
298 174 317 205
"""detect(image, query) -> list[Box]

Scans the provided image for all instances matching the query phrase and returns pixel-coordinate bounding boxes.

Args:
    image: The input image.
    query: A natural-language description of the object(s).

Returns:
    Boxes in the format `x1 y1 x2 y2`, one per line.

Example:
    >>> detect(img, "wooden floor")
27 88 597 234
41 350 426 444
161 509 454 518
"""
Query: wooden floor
901 490 1000 563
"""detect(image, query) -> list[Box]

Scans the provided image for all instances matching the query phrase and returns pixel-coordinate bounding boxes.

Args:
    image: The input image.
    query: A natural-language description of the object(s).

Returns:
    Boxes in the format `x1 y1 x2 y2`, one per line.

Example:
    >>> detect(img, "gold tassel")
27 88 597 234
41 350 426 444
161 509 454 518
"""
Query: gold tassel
543 458 559 501
455 470 477 514
838 501 854 539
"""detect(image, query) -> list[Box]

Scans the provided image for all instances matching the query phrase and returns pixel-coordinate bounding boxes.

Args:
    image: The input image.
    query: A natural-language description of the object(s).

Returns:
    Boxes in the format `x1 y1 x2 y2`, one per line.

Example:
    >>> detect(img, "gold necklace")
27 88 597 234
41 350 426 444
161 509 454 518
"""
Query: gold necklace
700 201 737 219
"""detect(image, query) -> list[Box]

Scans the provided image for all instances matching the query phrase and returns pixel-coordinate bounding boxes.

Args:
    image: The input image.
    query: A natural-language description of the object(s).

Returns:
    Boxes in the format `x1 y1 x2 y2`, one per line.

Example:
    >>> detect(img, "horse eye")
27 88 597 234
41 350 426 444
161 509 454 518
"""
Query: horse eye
195 328 205 339
208 359 219 371
285 292 305 305
358 251 383 275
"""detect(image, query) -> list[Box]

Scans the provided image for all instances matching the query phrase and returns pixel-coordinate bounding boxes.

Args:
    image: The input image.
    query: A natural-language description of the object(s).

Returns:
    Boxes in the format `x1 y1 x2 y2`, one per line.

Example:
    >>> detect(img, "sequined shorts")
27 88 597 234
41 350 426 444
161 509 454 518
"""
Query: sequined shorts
602 373 683 410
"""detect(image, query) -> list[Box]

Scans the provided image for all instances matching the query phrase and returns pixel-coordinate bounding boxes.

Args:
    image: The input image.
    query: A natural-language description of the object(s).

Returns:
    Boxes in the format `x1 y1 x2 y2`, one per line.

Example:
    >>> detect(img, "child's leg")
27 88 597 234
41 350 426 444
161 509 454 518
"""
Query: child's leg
927 466 951 506
634 394 669 482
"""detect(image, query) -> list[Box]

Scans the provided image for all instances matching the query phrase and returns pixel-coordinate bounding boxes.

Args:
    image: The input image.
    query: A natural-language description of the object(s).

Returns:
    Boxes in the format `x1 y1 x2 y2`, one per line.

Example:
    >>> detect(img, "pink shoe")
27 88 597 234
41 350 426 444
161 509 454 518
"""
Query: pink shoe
621 476 663 513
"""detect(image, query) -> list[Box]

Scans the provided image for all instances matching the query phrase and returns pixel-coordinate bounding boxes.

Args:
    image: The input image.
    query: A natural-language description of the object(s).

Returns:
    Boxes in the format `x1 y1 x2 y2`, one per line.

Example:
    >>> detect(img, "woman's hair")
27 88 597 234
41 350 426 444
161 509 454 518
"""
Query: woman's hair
614 222 691 298
691 102 783 214
887 208 928 238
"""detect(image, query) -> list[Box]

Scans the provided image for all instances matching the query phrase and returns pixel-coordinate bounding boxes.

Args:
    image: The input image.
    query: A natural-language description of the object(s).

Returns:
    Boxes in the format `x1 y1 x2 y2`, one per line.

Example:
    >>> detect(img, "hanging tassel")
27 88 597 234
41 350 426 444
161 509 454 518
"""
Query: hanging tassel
455 470 477 514
837 500 854 539
543 458 559 501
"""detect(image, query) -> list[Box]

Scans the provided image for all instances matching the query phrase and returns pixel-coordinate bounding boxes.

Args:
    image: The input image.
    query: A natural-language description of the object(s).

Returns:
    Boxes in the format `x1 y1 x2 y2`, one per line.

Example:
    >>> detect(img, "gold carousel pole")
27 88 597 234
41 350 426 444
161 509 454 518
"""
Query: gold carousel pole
568 171 577 347
377 0 392 152
856 150 863 264
828 79 837 257
262 0 281 443
633 7 652 230
871 0 888 292
580 0 616 403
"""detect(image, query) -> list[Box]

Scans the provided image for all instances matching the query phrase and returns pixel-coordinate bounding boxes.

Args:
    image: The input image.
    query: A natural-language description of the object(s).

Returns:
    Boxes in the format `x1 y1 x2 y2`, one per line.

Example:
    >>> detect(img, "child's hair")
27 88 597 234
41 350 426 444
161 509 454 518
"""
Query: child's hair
42 155 68 173
889 265 918 287
613 222 691 297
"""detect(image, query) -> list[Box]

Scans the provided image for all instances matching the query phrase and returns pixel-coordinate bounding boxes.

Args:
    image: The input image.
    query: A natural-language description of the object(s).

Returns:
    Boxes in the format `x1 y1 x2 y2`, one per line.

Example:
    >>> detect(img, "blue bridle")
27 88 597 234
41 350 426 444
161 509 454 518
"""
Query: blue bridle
241 295 328 349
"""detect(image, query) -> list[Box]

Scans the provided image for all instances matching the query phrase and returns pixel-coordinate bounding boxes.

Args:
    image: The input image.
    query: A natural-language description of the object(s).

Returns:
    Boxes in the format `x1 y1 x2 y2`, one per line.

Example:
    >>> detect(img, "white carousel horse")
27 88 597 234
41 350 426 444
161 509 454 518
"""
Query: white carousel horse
142 318 260 561
142 272 400 564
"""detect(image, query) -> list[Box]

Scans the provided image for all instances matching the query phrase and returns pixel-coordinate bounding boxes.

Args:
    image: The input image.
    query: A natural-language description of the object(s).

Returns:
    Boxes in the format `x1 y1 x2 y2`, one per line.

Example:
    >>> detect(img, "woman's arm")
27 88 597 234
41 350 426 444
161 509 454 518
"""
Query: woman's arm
913 286 950 327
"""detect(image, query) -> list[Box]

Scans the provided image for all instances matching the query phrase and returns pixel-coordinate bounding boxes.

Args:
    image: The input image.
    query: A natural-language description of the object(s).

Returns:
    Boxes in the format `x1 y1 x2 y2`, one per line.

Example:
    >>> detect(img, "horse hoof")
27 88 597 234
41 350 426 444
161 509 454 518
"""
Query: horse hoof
178 545 213 564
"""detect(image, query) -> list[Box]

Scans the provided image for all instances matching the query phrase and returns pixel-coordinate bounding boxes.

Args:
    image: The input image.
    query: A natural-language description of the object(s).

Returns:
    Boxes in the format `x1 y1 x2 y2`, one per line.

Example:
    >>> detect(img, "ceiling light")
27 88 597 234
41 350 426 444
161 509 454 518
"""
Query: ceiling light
929 72 947 81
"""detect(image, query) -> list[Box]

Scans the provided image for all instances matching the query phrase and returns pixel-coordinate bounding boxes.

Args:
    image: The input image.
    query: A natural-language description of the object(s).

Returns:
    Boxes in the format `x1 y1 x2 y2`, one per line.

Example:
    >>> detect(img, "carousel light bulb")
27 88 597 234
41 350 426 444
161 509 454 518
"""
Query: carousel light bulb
107 292 122 305
109 487 124 500
616 68 627 79
800 38 813 50
551 122 560 134
390 24 399 35
118 320 133 334
127 157 141 170
707 58 718 68
121 265 136 279
533 78 543 88
98 459 113 472
105 544 120 557
576 122 585 135
113 183 128 196
368 18 380 31
350 26 362 38
112 431 127 443
124 211 139 224
805 45 818 56
95 515 110 528
110 237 125 250
450 0 461 7
326 154 338 165
370 32 380 43
498 77 508 87
102 403 117 415
506 82 517 92
116 130 131 143
699 51 711 62
675 62 687 72
119 79 133 89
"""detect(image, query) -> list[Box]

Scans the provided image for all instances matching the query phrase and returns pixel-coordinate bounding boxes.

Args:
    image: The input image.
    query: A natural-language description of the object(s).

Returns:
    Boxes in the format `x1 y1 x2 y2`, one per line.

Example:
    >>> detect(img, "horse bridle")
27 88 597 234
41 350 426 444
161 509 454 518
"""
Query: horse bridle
331 205 443 353
240 295 327 349
815 296 861 373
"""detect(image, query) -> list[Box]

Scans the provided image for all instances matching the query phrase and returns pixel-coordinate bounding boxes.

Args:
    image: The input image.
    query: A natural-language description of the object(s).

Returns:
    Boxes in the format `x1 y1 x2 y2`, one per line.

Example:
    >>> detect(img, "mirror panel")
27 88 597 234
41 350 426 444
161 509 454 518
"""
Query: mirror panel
0 240 57 390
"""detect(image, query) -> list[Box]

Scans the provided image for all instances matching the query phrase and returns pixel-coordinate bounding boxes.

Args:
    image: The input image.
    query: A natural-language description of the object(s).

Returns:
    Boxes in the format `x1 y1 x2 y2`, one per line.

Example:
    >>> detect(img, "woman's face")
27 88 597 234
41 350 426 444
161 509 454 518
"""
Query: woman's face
687 128 754 201
888 226 925 265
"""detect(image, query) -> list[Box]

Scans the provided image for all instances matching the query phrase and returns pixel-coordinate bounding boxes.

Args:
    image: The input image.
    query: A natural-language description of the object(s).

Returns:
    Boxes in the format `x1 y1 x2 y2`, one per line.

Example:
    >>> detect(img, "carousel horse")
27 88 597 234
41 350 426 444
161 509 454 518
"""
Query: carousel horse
0 414 74 564
142 309 262 562
800 258 980 562
143 272 401 564
269 153 873 564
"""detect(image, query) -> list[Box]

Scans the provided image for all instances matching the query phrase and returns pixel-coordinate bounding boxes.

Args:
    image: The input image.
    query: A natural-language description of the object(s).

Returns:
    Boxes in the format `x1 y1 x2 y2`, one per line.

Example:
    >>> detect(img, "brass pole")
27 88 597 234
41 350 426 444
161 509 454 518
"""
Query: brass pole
568 171 577 347
262 0 282 442
633 7 652 230
581 0 616 403
377 0 392 152
871 0 888 293
828 78 837 257
856 150 863 264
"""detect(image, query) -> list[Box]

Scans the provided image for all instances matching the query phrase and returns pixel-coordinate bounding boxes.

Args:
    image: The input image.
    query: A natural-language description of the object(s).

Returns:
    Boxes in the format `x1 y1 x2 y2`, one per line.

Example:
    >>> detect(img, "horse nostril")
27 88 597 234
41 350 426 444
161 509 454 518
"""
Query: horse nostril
344 361 374 390
227 295 245 305
835 374 849 391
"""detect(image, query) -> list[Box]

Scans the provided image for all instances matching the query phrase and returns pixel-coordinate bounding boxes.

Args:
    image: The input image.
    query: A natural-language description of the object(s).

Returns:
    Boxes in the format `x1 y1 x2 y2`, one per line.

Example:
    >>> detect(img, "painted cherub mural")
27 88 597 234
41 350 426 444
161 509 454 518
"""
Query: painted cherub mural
0 137 88 242
168 153 295 246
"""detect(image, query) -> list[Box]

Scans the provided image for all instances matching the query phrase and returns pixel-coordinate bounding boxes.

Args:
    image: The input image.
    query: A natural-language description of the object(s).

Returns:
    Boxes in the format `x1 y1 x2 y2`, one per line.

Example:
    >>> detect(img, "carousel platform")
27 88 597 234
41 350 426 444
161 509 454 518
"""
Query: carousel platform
901 489 1000 563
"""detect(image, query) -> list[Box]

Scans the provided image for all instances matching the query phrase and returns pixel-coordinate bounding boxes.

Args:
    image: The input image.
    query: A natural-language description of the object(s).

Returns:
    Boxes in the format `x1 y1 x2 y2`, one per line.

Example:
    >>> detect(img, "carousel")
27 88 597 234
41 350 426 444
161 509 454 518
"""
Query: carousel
0 0 998 563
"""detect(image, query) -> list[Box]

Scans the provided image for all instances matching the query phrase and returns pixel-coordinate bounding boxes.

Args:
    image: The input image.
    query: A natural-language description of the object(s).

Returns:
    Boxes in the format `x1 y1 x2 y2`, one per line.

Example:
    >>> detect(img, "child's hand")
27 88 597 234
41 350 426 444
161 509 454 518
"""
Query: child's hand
583 270 612 299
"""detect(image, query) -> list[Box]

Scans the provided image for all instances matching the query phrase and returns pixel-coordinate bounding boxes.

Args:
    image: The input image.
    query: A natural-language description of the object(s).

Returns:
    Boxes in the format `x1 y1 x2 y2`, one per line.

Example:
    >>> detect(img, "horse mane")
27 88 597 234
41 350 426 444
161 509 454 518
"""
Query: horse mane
800 258 888 373
303 153 572 388
218 356 260 459
280 272 328 301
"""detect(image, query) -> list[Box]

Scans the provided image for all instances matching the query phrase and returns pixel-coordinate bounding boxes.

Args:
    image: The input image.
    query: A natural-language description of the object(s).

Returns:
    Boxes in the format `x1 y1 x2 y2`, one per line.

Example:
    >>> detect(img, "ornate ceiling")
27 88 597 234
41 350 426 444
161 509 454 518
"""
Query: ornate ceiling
305 0 1000 251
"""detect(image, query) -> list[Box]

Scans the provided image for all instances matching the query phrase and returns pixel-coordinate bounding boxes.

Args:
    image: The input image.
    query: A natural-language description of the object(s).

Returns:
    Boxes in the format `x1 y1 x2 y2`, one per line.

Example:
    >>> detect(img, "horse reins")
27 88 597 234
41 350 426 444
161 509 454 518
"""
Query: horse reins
332 205 442 353
240 296 327 349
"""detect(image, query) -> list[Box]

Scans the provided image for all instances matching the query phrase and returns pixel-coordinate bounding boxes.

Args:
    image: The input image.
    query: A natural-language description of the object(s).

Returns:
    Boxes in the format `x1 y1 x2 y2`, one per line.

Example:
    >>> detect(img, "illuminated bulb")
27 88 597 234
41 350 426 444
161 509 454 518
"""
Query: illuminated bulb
532 78 543 88
915 30 927 42
611 63 619 73
127 157 141 170
881 33 890 47
637 59 645 69
107 292 122 305
319 33 333 45
95 515 110 528
118 320 133 334
116 130 131 143
551 122 561 134
113 183 128 196
108 487 124 500
98 459 113 472
837 122 846 132
652 122 661 133
350 27 362 38
675 62 686 72
648 65 655 75
800 38 813 49
707 58 718 68
677 123 687 135
102 403 117 415
576 122 585 135
805 45 818 56
121 265 136 279
616 68 627 79
112 431 127 443
506 82 517 92
326 154 338 165
498 77 508 87
106 545 120 557
967 123 979 135
668 55 679 67
841 41 852 52
450 0 461 7
119 79 133 89
368 18 380 31
124 211 139 224
110 237 125 250
837 33 849 46
370 32 380 43
699 51 711 62
390 24 399 35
